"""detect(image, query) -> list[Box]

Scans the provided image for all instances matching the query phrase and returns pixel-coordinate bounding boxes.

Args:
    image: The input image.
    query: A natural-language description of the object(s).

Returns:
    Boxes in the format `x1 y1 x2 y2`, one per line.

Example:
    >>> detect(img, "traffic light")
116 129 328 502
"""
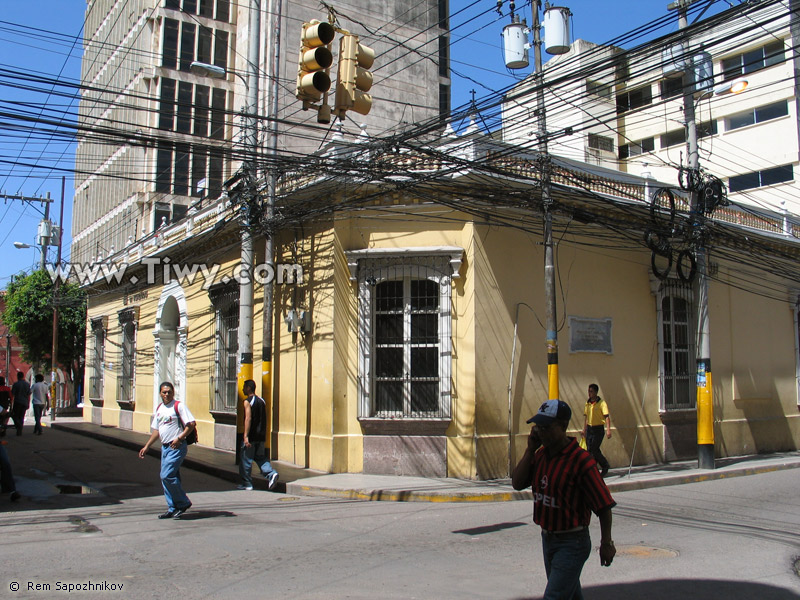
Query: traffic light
296 20 335 104
334 34 375 120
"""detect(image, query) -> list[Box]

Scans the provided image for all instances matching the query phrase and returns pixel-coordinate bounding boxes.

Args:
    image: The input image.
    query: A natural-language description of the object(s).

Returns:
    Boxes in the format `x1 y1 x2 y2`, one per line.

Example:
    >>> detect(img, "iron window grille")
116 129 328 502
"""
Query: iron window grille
209 285 239 412
658 279 696 411
353 254 457 420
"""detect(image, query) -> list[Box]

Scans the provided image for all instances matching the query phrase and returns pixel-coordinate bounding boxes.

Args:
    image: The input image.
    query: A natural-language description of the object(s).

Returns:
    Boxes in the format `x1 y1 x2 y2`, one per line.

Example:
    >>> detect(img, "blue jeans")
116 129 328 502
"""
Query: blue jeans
160 442 190 511
33 404 44 434
239 441 275 486
541 528 592 600
0 445 16 493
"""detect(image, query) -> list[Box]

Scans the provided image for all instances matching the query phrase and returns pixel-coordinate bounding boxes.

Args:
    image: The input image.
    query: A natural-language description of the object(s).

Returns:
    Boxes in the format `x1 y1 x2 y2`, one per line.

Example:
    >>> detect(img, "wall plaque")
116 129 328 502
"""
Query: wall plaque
568 316 613 354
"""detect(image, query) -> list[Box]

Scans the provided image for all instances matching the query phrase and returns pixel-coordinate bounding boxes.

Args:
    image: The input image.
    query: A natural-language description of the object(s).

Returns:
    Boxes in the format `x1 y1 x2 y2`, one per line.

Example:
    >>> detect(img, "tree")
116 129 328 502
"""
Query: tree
3 269 86 369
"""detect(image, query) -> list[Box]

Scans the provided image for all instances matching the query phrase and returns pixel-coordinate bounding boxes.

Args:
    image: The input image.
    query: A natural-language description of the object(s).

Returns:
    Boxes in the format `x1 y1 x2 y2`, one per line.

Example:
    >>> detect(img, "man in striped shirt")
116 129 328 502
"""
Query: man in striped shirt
512 400 616 599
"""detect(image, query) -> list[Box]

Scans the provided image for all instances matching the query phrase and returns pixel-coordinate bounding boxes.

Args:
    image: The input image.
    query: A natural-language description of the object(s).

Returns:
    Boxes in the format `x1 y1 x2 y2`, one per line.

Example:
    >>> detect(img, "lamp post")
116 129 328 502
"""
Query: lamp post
191 0 261 417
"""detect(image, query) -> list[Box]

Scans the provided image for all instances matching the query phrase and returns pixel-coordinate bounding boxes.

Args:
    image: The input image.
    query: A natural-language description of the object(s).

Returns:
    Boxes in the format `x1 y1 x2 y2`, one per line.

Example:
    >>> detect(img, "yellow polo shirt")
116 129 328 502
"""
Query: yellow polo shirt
584 399 609 426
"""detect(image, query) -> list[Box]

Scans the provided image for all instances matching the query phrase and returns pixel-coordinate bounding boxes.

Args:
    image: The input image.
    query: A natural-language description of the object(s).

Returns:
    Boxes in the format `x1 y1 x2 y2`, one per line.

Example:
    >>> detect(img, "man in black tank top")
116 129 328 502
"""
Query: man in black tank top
238 380 279 491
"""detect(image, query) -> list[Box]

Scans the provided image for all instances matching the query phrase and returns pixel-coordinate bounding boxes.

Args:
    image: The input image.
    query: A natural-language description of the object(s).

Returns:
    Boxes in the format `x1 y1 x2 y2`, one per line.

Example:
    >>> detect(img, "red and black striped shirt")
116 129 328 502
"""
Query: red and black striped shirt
529 438 616 531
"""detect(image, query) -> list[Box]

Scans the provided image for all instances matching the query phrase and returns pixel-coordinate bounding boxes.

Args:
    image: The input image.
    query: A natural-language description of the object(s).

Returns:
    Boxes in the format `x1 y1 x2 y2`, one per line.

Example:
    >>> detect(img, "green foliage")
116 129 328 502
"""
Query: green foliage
3 270 86 368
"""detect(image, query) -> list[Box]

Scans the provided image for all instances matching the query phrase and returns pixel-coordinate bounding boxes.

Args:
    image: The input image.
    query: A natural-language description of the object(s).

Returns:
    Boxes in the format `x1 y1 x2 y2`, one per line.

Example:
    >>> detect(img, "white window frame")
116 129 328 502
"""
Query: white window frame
346 247 462 420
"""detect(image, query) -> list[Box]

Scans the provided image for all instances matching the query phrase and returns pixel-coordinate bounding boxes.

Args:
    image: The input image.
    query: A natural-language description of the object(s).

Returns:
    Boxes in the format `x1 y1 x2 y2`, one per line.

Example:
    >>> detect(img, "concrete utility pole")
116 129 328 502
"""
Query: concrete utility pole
261 0 283 439
533 1 559 402
670 0 715 469
237 0 262 412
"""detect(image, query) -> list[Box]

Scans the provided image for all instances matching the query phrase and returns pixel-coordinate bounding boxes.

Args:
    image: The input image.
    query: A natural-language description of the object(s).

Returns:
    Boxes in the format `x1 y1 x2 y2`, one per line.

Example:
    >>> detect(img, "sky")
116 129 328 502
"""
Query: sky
0 0 733 288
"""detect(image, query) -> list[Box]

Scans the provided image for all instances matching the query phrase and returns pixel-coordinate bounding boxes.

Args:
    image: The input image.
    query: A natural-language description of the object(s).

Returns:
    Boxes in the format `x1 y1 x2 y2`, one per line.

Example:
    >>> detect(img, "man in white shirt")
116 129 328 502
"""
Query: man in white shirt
30 374 50 436
139 382 196 519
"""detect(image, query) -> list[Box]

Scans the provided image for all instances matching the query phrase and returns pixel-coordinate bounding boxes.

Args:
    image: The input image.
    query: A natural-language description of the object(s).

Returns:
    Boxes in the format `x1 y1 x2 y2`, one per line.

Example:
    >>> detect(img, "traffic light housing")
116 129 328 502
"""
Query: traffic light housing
296 20 335 104
334 34 374 120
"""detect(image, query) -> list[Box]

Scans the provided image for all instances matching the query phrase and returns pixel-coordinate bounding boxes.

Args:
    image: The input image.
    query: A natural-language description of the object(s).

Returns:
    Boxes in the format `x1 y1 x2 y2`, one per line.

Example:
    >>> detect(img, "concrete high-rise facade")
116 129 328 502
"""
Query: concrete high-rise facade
73 0 449 266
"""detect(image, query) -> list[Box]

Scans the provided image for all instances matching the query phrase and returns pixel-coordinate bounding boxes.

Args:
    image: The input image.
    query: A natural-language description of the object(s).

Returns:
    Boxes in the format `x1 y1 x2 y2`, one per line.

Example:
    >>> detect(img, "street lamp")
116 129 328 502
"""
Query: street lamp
13 241 44 271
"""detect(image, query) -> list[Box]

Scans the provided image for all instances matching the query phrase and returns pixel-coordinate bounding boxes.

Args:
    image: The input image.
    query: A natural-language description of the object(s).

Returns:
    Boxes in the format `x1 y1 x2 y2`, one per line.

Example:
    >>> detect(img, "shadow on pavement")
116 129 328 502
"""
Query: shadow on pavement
514 579 799 600
176 510 237 520
453 521 528 536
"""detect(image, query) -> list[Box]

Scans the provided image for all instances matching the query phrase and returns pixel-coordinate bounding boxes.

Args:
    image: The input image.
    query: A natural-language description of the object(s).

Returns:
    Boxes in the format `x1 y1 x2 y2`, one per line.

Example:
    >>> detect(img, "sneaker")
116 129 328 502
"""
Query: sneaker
158 510 176 519
267 471 279 490
236 484 254 491
172 503 191 519
10 491 20 502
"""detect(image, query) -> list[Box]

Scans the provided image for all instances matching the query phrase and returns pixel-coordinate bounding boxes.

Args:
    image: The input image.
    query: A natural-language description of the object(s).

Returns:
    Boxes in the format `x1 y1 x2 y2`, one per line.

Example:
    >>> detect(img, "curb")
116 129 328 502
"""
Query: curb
284 483 534 503
53 422 800 502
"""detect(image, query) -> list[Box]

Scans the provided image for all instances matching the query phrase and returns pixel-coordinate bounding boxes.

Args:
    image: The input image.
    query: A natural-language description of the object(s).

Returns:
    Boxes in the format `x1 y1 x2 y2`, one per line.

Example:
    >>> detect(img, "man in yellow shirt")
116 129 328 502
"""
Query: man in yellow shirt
582 383 611 476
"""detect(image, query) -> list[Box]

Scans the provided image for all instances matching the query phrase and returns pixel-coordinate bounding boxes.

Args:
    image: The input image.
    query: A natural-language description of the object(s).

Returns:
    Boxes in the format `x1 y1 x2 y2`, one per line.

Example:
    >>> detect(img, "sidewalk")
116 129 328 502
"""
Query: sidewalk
50 417 800 502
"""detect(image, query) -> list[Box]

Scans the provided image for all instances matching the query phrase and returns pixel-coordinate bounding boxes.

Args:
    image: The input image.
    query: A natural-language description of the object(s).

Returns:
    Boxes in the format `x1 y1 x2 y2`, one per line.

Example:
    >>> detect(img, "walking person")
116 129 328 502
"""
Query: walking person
238 379 279 491
138 382 196 519
513 400 616 599
30 374 50 435
10 372 30 436
0 406 20 502
582 383 611 476
0 376 11 436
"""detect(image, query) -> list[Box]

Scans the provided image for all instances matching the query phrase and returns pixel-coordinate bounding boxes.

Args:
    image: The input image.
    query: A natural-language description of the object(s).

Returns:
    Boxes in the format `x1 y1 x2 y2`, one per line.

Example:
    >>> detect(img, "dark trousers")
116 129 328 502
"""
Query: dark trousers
33 404 44 434
0 444 16 493
11 404 27 434
586 425 610 473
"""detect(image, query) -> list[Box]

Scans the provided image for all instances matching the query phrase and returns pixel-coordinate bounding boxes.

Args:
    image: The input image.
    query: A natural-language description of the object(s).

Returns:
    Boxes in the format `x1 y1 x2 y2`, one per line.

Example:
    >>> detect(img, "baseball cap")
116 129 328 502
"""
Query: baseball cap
526 400 572 425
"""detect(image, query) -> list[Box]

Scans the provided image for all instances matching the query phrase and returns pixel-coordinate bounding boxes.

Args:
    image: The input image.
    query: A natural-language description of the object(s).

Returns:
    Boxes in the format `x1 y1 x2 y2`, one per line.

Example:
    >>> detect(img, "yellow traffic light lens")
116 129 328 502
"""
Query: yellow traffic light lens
298 71 331 95
302 22 335 48
301 47 332 71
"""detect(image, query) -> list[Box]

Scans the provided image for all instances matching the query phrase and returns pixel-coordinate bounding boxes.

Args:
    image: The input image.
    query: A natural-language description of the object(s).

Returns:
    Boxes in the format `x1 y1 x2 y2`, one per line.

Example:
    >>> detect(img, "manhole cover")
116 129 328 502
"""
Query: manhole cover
57 484 99 495
615 545 678 558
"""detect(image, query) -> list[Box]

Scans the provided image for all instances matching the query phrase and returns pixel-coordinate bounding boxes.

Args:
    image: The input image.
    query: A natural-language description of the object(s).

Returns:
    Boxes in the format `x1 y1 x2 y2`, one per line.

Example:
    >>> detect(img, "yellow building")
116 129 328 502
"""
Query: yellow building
83 132 800 479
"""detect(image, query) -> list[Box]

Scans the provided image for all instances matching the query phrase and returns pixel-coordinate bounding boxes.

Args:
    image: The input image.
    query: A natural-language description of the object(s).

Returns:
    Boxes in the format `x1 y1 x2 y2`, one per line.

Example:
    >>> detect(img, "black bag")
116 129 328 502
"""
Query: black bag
174 401 198 445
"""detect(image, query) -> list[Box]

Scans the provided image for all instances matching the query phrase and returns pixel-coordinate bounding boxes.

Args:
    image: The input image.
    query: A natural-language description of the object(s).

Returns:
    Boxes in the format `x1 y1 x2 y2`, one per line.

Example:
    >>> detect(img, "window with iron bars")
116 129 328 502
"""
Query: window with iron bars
356 257 453 420
90 319 105 401
118 312 137 406
658 279 696 411
209 285 239 412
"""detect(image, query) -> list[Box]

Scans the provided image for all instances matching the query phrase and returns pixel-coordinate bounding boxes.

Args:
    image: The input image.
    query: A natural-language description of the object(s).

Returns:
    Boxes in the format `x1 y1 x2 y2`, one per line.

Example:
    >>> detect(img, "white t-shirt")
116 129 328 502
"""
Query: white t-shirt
31 382 50 405
151 400 195 445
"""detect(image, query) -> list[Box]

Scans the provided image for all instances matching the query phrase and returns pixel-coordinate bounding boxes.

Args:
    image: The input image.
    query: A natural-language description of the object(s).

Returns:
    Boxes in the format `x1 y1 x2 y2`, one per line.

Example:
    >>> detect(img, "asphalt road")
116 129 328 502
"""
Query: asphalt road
0 428 798 599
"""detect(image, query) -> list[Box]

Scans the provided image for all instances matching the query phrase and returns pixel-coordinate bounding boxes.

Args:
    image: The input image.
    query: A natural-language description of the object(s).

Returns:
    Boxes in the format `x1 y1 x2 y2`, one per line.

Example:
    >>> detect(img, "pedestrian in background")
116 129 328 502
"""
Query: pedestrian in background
30 373 50 436
0 376 11 436
10 372 30 436
138 382 196 519
238 379 279 491
582 383 611 476
513 400 616 599
0 406 20 502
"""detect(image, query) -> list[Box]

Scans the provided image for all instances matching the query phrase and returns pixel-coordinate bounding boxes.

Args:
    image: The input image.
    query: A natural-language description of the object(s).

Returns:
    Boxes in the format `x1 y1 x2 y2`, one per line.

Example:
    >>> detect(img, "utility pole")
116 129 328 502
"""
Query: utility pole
236 0 261 417
533 1 559 402
50 178 65 422
261 0 283 438
671 0 715 469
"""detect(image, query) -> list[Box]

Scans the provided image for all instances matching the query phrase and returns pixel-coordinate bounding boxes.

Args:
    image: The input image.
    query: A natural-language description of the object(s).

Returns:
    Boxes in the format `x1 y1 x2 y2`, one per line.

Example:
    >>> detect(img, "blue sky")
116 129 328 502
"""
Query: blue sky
0 0 730 287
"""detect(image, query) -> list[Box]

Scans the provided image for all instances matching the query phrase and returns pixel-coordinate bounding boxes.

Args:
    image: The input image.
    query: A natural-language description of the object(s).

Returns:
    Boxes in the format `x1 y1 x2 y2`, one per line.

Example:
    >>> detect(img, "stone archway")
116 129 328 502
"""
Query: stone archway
153 282 188 412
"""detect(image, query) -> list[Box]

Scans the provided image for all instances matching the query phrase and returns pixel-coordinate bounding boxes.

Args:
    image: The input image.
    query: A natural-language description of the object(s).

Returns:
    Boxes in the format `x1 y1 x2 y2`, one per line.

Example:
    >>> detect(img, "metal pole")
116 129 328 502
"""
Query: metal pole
533 1 559 401
40 192 50 271
261 0 282 441
50 178 65 421
675 0 714 469
237 0 261 413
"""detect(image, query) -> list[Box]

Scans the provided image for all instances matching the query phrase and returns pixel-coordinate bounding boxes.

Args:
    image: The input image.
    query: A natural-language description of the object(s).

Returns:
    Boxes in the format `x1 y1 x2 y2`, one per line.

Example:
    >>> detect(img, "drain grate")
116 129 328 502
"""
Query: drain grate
57 484 99 495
